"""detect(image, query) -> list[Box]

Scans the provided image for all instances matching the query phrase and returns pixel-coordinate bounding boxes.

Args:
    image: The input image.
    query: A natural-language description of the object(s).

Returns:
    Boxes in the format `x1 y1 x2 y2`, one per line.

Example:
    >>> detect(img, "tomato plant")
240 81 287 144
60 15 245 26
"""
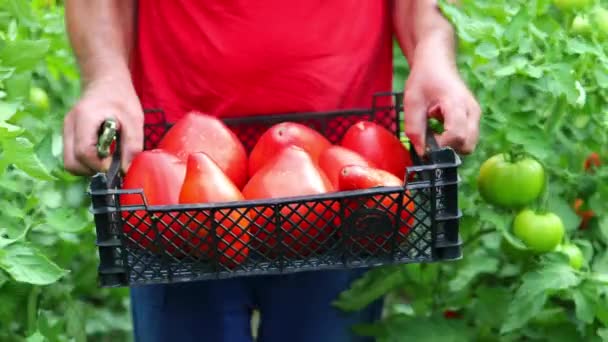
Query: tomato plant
0 1 133 341
334 1 608 341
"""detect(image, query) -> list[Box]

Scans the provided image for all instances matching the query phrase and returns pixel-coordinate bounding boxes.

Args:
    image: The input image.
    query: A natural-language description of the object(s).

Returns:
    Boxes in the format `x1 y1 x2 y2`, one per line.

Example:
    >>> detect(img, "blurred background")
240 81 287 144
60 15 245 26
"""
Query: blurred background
0 0 607 341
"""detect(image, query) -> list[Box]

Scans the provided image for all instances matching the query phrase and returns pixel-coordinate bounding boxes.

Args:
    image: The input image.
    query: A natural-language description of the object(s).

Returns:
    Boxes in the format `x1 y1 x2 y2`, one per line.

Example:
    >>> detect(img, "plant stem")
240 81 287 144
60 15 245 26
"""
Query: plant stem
27 286 41 335
463 228 497 247
537 170 551 213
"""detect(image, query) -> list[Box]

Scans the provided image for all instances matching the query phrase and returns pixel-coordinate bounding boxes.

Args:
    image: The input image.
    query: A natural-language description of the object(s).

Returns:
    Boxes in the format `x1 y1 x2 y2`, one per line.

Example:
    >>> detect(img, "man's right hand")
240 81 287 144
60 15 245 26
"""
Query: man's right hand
63 75 144 176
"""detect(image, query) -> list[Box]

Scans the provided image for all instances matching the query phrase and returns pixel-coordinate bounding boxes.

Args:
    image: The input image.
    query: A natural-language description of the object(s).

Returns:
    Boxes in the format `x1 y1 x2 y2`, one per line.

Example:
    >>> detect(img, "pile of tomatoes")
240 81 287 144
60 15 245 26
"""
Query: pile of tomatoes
119 112 416 268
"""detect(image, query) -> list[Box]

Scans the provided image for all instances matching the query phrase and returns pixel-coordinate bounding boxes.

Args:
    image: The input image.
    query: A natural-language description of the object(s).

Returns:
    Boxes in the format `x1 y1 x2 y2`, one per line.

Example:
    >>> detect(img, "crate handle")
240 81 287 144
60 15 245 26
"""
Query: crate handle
424 126 440 155
96 118 121 180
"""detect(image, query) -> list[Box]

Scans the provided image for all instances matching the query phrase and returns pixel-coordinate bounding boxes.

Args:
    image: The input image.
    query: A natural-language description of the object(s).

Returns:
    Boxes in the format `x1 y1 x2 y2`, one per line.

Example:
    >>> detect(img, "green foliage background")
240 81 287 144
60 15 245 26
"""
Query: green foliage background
0 0 607 341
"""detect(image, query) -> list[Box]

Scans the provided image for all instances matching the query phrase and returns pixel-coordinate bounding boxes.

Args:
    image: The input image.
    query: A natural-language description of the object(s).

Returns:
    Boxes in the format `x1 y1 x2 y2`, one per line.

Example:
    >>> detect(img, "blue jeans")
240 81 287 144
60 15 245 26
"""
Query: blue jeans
130 269 382 342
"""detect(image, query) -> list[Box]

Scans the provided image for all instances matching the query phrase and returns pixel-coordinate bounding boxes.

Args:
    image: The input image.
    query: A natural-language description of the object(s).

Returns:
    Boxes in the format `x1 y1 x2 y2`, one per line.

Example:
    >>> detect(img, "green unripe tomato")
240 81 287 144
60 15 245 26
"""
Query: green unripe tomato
477 153 545 209
553 0 592 11
513 209 565 253
571 15 591 34
29 86 50 112
557 243 584 269
592 7 608 36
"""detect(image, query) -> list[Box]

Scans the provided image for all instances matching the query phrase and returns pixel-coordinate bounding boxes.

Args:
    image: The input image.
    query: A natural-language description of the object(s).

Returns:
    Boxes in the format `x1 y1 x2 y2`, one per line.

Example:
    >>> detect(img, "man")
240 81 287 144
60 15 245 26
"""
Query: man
63 1 481 341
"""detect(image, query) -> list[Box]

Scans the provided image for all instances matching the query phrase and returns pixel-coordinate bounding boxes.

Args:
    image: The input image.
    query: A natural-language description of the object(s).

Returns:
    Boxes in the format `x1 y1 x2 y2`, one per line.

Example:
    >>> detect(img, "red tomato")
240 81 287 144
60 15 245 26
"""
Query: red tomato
584 152 601 173
338 165 415 254
178 152 250 268
248 122 331 177
157 111 249 189
340 121 412 180
242 145 337 258
443 310 462 320
573 198 595 230
318 145 376 189
120 150 187 254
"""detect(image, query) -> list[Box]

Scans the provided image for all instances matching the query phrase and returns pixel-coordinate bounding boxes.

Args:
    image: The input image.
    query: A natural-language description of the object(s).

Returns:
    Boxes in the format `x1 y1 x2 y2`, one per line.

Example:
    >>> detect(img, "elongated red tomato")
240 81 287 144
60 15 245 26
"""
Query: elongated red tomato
120 150 187 254
318 145 375 189
178 152 250 268
248 122 331 177
242 145 337 258
338 165 415 254
158 111 249 189
341 121 412 180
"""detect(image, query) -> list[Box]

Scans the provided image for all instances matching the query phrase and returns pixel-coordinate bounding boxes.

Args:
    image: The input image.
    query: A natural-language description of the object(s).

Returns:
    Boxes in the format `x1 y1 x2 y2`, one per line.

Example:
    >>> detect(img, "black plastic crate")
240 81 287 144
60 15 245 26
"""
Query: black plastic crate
89 92 462 287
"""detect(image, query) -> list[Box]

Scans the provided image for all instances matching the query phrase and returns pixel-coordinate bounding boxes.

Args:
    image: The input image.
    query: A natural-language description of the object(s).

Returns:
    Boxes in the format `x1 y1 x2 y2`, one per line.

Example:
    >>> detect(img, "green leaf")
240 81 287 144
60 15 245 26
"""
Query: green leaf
2 137 56 180
449 249 499 292
473 286 511 327
0 243 67 285
503 7 529 42
0 101 19 121
0 66 16 82
598 328 608 341
599 216 608 246
66 301 87 342
44 208 90 233
84 306 133 335
8 0 38 28
353 314 471 342
333 265 407 312
547 194 580 232
589 272 608 285
573 282 597 324
505 125 549 159
0 121 24 137
0 39 50 72
501 262 580 334
0 230 19 248
4 71 31 101
25 331 45 342
475 42 500 59
566 38 602 56
594 66 608 89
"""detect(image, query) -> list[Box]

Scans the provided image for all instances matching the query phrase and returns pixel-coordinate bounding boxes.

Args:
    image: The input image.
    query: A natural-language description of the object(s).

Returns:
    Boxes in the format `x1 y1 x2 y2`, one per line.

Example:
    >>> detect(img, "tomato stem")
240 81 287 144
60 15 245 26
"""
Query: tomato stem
507 144 526 163
26 286 40 336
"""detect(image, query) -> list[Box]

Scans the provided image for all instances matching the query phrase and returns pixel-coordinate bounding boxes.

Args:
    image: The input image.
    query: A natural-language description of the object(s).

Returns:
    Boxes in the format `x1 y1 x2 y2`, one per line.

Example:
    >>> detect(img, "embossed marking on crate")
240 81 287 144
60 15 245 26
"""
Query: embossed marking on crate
344 208 393 236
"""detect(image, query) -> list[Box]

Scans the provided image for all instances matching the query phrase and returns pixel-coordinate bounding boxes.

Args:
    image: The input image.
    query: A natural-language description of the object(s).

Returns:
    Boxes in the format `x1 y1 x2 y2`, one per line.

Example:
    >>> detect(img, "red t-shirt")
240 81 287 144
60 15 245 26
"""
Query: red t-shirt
130 1 394 123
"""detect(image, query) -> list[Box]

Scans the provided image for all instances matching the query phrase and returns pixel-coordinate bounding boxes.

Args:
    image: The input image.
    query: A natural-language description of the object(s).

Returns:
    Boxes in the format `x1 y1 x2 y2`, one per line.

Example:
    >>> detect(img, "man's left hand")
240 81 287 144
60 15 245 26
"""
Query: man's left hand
403 48 481 157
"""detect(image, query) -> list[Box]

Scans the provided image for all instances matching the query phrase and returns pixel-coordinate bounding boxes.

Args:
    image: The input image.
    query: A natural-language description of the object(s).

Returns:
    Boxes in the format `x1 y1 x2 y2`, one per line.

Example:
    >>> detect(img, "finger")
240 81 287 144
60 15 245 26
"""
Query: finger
63 114 96 176
74 110 113 173
119 109 144 174
461 100 482 154
403 92 428 157
434 100 468 152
